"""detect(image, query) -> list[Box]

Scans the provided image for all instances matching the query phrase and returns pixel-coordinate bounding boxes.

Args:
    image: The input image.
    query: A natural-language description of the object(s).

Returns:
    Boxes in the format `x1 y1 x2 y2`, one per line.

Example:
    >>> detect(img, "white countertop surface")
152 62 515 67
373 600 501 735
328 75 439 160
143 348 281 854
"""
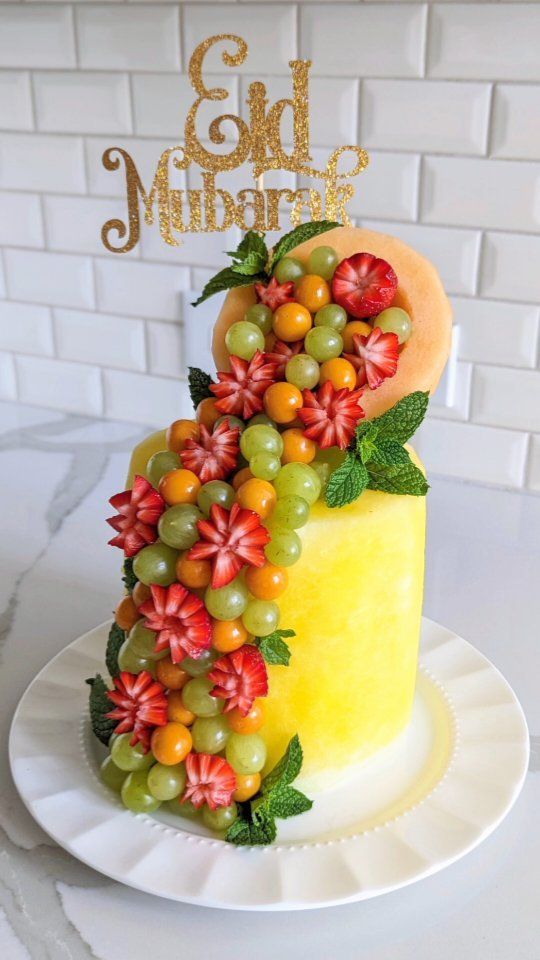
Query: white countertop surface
0 400 538 960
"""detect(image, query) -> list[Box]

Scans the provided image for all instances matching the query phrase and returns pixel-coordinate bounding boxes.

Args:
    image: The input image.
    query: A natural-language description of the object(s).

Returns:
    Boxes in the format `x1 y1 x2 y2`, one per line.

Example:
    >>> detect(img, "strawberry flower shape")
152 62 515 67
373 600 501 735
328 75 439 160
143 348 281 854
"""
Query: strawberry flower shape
106 670 168 751
107 475 166 557
344 327 400 391
188 503 271 589
210 351 278 420
139 584 212 664
208 645 268 716
298 381 365 450
182 753 237 810
180 419 240 484
255 276 296 311
263 339 303 380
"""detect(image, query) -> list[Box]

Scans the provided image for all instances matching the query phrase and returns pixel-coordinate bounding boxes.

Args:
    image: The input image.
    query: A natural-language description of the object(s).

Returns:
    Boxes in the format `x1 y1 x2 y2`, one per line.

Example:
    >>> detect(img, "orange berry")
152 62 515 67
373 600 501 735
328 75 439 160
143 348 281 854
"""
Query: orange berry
281 428 316 464
295 274 331 313
272 302 312 342
319 357 357 391
151 722 192 765
232 466 254 491
166 419 199 453
114 596 140 631
264 332 277 352
228 701 265 735
342 320 372 352
233 772 261 802
132 581 152 608
159 468 201 506
156 657 189 691
245 563 288 600
167 690 196 725
212 617 249 653
196 397 220 430
236 478 277 519
264 382 303 424
176 552 212 589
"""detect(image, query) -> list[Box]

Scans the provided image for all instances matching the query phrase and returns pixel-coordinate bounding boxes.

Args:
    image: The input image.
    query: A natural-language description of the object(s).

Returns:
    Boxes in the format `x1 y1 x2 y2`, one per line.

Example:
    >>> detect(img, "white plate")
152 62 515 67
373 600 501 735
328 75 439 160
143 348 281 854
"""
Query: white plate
9 618 529 911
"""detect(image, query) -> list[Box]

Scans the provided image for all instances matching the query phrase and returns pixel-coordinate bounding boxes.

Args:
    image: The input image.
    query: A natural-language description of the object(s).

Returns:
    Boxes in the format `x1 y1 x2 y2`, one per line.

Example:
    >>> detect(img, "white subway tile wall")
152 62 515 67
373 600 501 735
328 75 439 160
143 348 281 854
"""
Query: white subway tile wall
0 1 538 495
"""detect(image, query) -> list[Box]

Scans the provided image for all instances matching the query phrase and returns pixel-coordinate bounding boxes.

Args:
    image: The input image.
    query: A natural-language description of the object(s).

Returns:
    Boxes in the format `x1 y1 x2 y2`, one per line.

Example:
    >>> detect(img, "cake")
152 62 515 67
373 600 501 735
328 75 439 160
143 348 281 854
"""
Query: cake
88 222 452 844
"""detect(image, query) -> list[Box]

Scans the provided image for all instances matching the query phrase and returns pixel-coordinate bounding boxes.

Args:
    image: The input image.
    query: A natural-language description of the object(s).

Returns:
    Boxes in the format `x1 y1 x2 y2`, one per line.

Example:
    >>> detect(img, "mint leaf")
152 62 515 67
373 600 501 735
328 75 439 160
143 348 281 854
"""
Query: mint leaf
255 629 295 666
225 803 277 845
188 366 214 408
230 250 267 276
191 267 266 306
267 785 313 819
360 391 429 445
367 460 429 496
122 558 137 594
86 674 116 746
106 622 125 679
261 734 303 794
325 452 369 509
363 438 412 468
228 231 268 265
269 220 340 269
225 815 253 845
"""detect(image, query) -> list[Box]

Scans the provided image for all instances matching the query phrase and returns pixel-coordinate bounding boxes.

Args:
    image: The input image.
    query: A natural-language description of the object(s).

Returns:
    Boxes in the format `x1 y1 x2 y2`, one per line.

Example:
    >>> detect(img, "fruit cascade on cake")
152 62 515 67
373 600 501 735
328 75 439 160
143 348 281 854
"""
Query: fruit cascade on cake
88 223 451 845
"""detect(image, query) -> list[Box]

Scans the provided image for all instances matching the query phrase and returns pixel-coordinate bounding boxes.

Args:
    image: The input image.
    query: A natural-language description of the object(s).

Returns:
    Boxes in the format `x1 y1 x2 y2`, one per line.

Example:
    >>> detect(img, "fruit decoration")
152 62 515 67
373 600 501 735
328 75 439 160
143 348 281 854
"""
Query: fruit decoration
139 584 212 663
254 276 296 311
180 419 240 483
107 475 166 557
106 671 168 751
344 328 400 391
188 502 271 589
332 252 398 318
182 753 237 810
298 381 365 450
210 352 278 419
208 645 269 716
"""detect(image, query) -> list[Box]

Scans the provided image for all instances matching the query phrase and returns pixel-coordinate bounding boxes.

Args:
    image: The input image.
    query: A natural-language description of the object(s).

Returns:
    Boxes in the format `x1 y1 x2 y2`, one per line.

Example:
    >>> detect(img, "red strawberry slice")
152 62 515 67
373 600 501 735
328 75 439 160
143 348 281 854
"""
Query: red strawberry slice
188 502 270 589
180 419 240 483
208 645 268 716
139 584 212 663
182 753 237 810
298 381 365 450
332 253 398 319
106 670 168 751
263 339 303 380
344 327 400 391
210 351 278 420
107 475 166 557
255 276 296 312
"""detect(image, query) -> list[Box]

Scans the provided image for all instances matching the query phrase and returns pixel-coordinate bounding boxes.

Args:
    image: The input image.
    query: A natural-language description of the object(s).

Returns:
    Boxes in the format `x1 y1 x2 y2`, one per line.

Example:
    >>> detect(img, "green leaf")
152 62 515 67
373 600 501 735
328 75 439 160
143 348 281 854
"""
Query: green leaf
230 250 267 276
361 391 429 445
86 674 116 746
191 267 266 307
228 230 268 264
106 622 125 679
325 452 369 509
225 815 253 845
225 804 277 846
364 438 412 468
122 558 137 594
261 734 303 794
254 629 295 666
367 460 429 496
269 220 341 269
267 785 313 819
187 366 214 409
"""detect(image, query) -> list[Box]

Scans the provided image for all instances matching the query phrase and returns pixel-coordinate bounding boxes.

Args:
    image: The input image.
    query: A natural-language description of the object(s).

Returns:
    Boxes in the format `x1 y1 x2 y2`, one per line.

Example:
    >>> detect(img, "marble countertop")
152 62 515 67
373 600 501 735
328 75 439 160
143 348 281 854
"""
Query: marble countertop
0 400 538 960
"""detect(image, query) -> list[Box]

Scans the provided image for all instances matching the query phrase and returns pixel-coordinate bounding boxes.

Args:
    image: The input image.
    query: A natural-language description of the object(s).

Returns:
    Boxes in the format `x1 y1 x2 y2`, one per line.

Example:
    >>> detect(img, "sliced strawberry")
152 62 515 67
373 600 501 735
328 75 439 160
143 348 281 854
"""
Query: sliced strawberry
210 351 278 420
188 502 270 589
263 338 303 380
180 419 240 484
107 475 166 557
255 276 296 312
298 381 365 450
332 253 398 319
182 753 237 810
208 645 268 716
344 327 400 390
106 670 168 751
139 584 212 664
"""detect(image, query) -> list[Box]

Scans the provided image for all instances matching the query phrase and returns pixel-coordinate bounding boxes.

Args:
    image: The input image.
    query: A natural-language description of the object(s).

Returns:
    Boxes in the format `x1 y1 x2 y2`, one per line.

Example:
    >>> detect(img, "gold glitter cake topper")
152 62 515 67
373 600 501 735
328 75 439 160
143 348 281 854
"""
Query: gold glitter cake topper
101 35 369 253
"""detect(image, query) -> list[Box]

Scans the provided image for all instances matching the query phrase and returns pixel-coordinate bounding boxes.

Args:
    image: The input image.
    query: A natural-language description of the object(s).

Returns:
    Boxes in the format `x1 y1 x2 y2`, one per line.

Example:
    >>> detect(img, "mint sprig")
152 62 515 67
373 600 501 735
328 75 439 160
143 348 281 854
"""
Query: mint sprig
86 674 116 746
122 558 138 594
106 622 125 679
188 366 215 408
254 629 295 666
325 452 369 509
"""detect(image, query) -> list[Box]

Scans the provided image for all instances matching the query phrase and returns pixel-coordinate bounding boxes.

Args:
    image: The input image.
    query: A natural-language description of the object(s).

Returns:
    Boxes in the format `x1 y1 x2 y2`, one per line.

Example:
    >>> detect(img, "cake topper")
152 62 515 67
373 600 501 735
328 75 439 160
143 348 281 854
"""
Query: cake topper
101 34 369 254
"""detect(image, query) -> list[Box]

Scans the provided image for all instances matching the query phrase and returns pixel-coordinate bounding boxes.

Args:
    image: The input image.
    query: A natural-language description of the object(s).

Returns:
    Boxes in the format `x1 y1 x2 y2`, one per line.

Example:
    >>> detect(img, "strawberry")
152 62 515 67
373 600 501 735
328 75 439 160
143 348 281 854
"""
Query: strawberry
106 670 168 751
263 339 303 380
107 475 166 558
182 753 237 810
139 584 212 664
180 419 240 484
332 252 398 319
298 381 365 450
210 351 278 420
255 276 296 312
208 645 268 716
188 503 270 589
344 327 400 391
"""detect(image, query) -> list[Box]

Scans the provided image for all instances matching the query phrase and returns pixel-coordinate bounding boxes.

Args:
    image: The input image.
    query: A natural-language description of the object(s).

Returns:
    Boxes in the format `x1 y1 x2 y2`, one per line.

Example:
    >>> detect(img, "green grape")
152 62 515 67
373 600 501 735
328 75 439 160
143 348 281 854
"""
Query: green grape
304 327 343 362
272 494 309 529
250 452 281 481
121 769 161 814
147 762 186 801
273 257 305 283
242 599 280 636
314 303 347 333
191 715 231 754
180 648 218 677
273 462 321 505
248 413 277 429
111 732 155 772
197 480 235 516
310 460 331 498
167 798 199 818
374 307 412 344
285 353 320 390
100 755 127 793
202 803 238 832
264 527 302 567
225 321 265 361
128 621 166 661
133 541 179 586
307 245 339 280
147 450 180 488
182 678 224 717
226 733 267 774
108 731 119 748
205 578 248 620
158 504 203 550
117 637 156 676
245 303 273 335
241 424 284 460
214 415 245 433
